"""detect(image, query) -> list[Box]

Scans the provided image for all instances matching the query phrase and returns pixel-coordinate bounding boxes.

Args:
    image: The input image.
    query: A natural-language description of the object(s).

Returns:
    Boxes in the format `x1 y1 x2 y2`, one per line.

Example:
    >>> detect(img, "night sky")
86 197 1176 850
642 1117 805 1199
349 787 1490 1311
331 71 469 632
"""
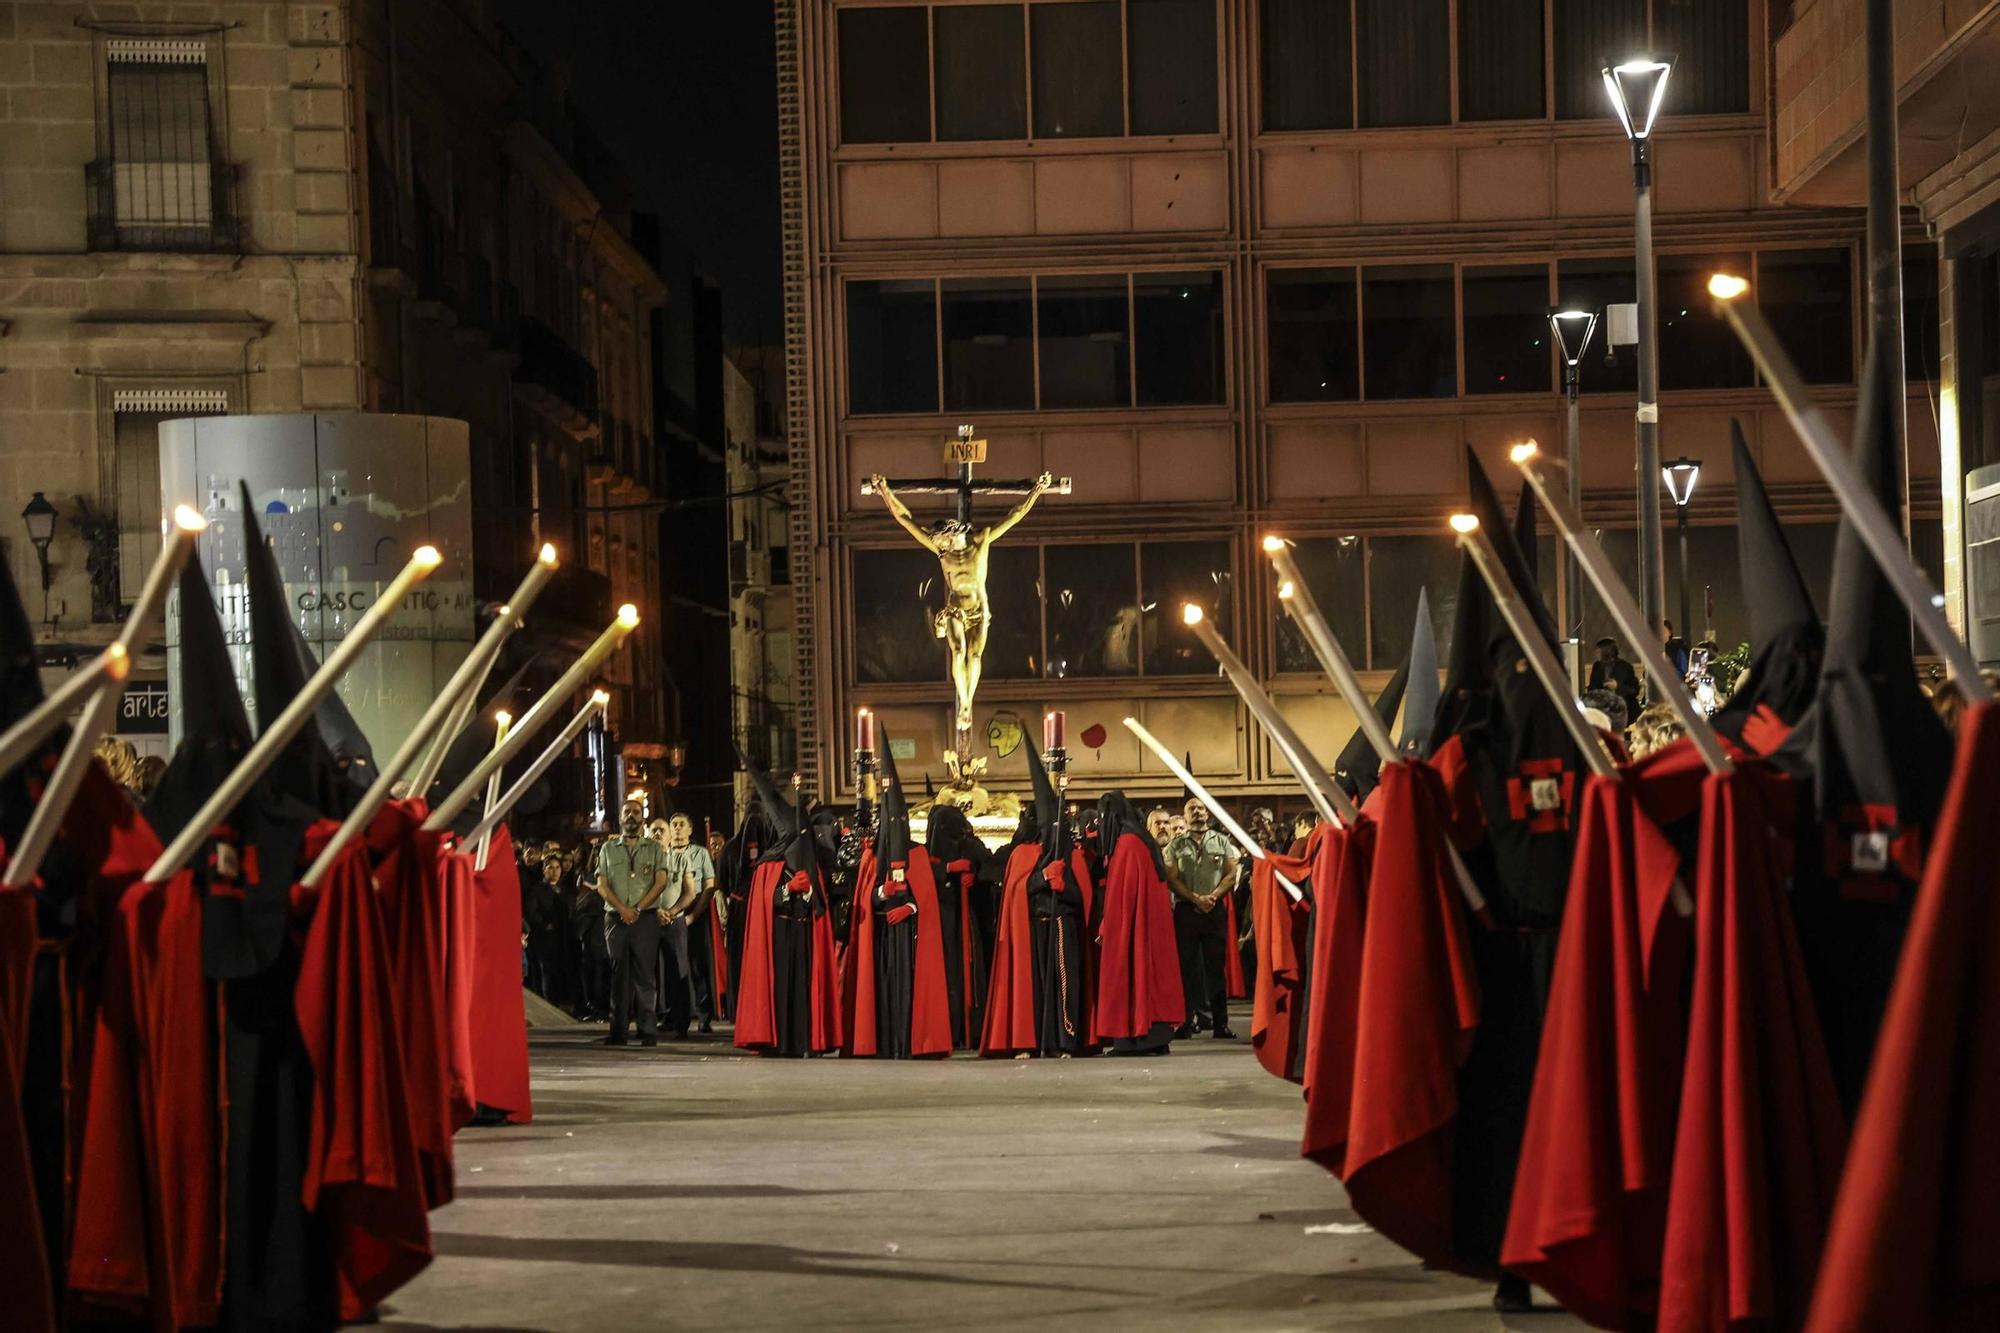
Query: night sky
495 0 782 346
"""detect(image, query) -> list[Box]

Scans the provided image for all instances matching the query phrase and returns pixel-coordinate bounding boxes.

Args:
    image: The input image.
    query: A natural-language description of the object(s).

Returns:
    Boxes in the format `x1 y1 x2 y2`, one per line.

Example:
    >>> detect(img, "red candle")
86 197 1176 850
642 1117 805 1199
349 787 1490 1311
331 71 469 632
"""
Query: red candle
856 707 875 752
1043 709 1065 751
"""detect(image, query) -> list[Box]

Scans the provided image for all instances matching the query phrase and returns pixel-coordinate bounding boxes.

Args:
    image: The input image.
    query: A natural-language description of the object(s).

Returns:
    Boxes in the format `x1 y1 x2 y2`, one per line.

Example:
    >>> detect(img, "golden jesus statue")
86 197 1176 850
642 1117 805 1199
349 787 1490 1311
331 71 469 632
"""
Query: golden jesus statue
868 468 1054 741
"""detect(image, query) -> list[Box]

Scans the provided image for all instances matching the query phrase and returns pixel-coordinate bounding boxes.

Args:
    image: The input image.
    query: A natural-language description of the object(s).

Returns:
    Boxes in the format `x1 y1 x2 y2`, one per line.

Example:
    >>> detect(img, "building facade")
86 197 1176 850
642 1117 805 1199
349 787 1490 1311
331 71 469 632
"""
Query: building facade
726 344 797 816
778 0 1939 805
0 0 668 783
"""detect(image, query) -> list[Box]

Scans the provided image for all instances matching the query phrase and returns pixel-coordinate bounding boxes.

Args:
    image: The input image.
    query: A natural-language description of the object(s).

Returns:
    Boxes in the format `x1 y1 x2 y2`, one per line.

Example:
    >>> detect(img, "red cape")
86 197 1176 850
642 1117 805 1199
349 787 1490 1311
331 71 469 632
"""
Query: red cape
292 823 433 1322
1502 770 1691 1329
1091 833 1186 1041
457 825 531 1123
733 859 842 1054
1807 702 2000 1332
0 880 51 1333
437 842 479 1127
1301 818 1369 1163
371 801 456 1205
1320 760 1482 1271
1248 841 1315 1083
842 844 953 1058
1658 764 1846 1332
980 843 1095 1056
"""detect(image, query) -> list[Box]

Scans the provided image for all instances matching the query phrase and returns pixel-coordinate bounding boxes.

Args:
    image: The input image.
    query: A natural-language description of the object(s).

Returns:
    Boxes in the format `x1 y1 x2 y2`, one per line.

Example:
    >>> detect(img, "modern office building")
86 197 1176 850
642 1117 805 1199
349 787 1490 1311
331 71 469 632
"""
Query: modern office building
777 0 1941 803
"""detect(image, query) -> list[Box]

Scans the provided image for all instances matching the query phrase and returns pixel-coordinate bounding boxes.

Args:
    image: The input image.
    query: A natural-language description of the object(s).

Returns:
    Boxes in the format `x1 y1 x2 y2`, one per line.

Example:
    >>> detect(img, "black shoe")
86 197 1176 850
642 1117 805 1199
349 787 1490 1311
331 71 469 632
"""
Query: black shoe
603 1034 628 1047
698 1020 714 1035
1174 1023 1196 1040
639 1034 658 1048
1212 1026 1237 1040
1493 1276 1533 1314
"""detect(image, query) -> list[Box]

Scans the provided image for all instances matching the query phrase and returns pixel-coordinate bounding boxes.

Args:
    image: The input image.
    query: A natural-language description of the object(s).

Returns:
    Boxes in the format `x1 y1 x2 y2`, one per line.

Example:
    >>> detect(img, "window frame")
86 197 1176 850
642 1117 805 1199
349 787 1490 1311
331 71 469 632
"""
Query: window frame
88 29 237 251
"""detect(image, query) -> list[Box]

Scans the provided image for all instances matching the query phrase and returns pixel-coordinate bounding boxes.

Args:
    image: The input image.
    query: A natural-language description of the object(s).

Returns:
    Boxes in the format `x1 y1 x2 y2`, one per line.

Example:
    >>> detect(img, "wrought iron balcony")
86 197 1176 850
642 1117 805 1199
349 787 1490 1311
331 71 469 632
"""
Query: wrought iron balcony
85 156 241 253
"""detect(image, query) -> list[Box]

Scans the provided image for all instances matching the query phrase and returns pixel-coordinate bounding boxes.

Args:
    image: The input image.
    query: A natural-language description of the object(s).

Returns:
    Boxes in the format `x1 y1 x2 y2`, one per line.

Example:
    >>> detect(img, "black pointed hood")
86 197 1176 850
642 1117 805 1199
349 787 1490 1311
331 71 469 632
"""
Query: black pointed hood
1023 731 1059 835
240 483 351 816
1775 346 1953 836
1401 586 1440 756
1431 454 1553 753
144 554 253 844
1334 656 1408 802
1712 419 1825 745
874 724 912 876
1474 456 1559 653
737 744 799 847
1095 789 1165 880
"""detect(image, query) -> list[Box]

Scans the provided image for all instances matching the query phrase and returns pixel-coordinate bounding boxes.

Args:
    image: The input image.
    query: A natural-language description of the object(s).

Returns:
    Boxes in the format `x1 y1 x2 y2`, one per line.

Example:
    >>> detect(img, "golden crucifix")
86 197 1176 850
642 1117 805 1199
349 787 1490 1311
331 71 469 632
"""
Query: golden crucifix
864 426 1068 787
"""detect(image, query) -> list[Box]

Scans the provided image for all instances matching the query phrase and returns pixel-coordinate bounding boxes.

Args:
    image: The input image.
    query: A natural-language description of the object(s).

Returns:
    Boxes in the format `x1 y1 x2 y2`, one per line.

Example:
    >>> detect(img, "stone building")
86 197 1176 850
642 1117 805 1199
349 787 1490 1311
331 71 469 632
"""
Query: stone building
726 344 796 816
778 0 1942 804
0 0 668 772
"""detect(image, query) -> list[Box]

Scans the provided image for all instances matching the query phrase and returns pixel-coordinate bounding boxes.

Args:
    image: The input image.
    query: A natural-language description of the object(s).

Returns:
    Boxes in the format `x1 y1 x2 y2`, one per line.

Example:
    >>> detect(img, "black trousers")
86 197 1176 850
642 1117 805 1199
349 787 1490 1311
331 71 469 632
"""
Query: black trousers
1174 899 1230 1031
687 907 719 1023
605 912 660 1040
656 917 693 1033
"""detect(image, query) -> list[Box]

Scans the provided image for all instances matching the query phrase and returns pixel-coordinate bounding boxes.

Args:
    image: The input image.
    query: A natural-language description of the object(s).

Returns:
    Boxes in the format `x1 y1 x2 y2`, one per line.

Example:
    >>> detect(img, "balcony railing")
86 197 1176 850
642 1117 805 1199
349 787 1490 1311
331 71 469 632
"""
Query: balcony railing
85 156 241 253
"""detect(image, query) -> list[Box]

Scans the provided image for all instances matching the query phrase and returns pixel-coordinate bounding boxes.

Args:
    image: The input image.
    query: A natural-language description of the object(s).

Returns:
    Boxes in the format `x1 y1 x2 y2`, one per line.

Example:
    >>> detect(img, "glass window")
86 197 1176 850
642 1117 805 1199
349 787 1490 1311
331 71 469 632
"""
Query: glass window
1267 267 1359 402
935 5 1027 141
838 7 931 143
1463 263 1553 395
1553 0 1646 121
1655 0 1750 116
1045 544 1138 677
1363 265 1457 399
1140 540 1234 674
1759 247 1854 385
1274 536 1367 672
1135 270 1225 405
1032 2 1122 139
984 544 1043 679
1129 0 1219 135
1356 0 1450 128
1261 0 1352 131
1038 274 1130 409
847 280 938 415
1555 257 1638 394
1904 245 1940 383
942 277 1034 411
1459 0 1546 121
854 547 951 683
1368 535 1460 670
1658 251 1754 390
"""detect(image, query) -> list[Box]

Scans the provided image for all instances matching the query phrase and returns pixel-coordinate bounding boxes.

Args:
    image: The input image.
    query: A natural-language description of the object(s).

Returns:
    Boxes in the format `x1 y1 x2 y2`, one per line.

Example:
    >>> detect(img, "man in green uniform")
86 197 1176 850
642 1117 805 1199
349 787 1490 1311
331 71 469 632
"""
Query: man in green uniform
1164 797 1239 1040
596 801 668 1046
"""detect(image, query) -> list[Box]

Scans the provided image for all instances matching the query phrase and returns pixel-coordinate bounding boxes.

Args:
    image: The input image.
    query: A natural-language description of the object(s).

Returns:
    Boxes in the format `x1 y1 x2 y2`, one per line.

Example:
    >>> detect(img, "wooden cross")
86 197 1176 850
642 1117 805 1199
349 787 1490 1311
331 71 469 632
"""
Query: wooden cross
859 425 1072 523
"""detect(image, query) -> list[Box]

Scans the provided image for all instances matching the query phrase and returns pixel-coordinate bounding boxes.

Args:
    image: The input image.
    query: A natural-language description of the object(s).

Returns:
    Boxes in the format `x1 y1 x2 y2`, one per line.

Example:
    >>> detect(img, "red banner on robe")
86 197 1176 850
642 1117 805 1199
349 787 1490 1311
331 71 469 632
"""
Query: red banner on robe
1301 818 1369 1164
457 825 531 1123
1807 702 2000 1332
371 801 456 1206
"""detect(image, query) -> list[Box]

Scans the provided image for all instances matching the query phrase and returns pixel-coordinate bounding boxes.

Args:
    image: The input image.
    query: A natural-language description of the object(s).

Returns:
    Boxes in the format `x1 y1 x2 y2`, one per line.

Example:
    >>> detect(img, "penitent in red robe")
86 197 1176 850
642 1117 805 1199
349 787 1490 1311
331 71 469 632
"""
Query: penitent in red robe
457 824 532 1123
843 844 953 1058
370 800 457 1206
734 859 842 1054
0 879 53 1333
1501 767 1692 1330
1091 833 1186 1043
1308 760 1482 1271
981 842 1095 1056
292 823 433 1323
1657 764 1846 1333
1247 841 1315 1083
1807 702 2000 1333
1300 817 1369 1163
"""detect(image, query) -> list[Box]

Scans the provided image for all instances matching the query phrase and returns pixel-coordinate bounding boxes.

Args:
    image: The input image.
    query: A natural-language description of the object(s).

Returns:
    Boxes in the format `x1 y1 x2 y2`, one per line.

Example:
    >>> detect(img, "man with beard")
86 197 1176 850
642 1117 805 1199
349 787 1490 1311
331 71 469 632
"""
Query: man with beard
1164 797 1239 1040
1093 792 1186 1055
595 802 668 1047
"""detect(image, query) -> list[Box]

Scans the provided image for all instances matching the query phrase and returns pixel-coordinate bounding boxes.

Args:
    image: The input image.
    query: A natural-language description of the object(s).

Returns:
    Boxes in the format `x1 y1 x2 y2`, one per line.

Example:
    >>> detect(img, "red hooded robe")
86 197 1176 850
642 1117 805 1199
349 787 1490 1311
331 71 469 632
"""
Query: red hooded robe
456 824 531 1123
371 800 457 1205
733 857 842 1054
842 843 953 1057
1248 839 1315 1083
981 842 1096 1056
1091 832 1186 1042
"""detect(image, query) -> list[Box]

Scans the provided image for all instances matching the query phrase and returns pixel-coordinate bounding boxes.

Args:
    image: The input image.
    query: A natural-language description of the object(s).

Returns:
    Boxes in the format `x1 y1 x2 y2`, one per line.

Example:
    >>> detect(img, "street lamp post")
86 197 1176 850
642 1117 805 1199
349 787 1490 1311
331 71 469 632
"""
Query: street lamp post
1603 56 1675 644
1549 307 1599 684
1662 457 1701 651
19 492 58 626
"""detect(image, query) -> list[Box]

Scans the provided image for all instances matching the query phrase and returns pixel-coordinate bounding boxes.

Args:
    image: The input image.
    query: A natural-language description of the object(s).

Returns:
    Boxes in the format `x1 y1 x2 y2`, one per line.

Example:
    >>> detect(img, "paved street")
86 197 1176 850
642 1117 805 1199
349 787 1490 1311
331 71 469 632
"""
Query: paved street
377 1015 1587 1331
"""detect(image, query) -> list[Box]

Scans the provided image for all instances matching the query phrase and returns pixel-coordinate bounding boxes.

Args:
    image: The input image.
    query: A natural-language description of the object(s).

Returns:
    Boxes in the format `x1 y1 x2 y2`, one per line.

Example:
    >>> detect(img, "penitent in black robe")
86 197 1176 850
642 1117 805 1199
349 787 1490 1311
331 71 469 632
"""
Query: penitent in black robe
1030 869 1088 1055
872 882 918 1061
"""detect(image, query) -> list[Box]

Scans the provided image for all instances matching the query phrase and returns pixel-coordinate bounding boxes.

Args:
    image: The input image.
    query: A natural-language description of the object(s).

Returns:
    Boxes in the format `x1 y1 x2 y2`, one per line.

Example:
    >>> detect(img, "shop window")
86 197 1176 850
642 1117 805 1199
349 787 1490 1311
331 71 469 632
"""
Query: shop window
854 547 949 683
1268 267 1360 402
1368 536 1460 670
